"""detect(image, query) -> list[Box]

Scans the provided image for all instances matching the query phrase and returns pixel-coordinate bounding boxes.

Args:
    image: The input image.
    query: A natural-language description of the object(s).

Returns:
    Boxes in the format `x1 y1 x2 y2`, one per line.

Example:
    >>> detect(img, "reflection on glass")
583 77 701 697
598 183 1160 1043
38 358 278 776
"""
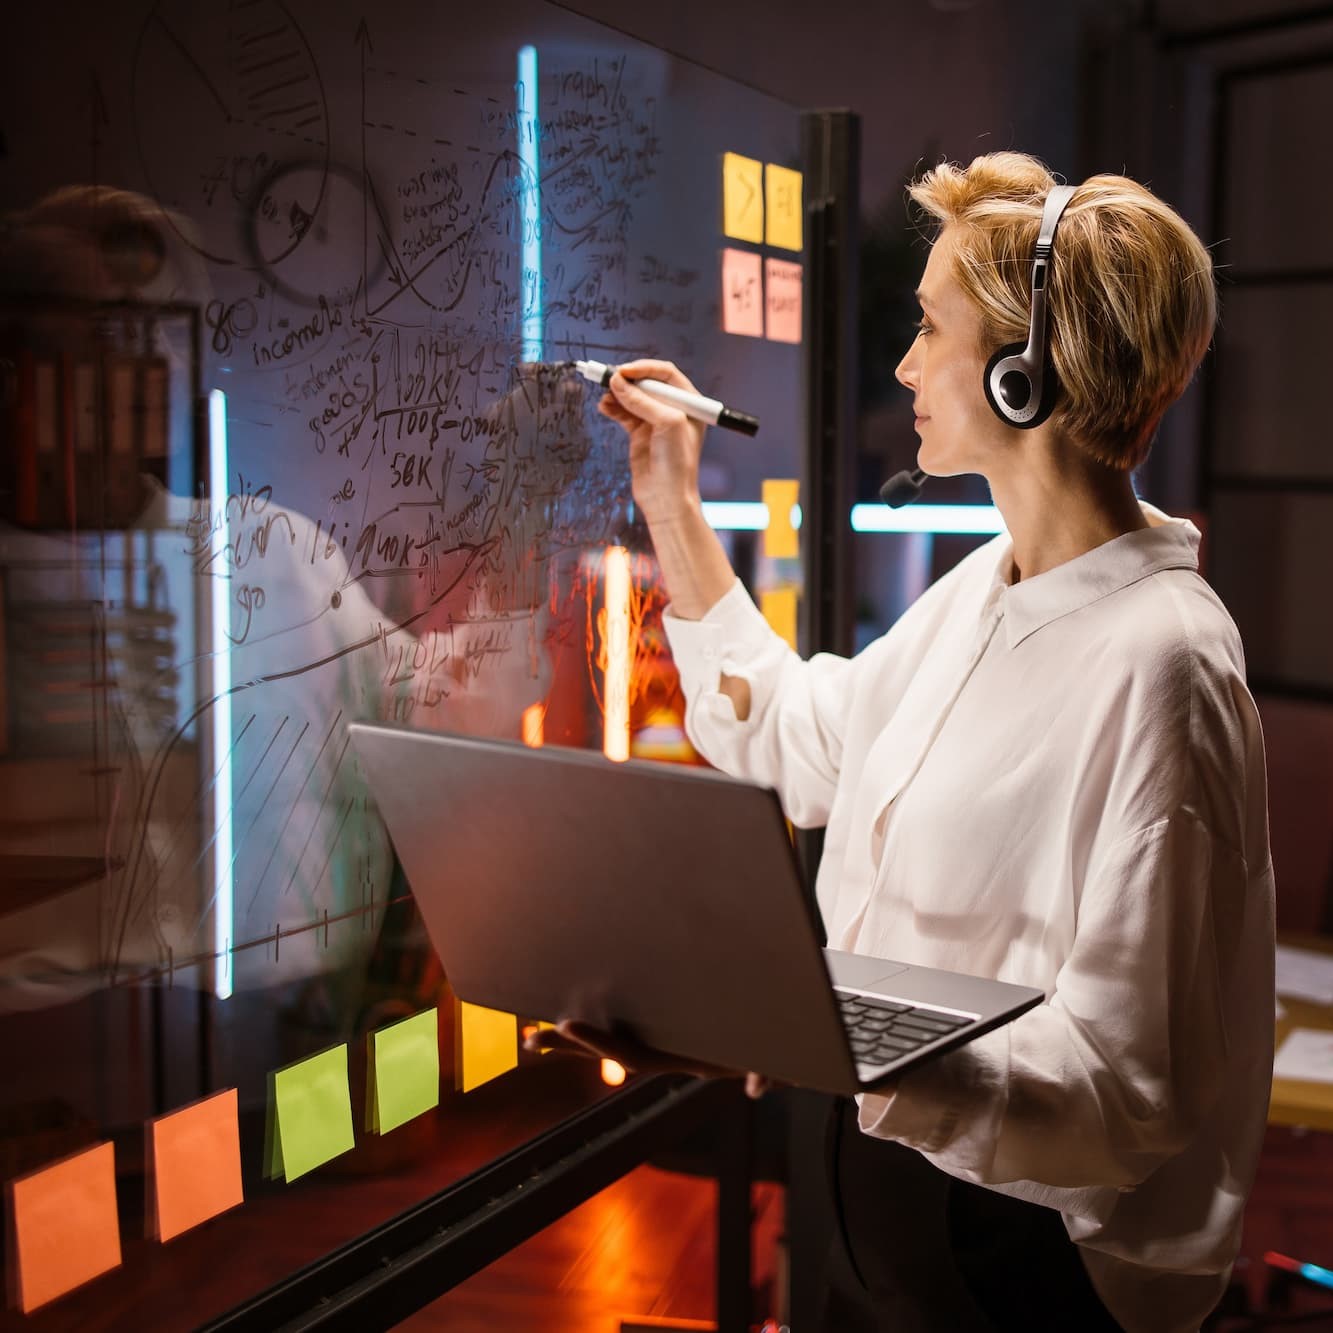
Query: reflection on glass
0 0 805 1323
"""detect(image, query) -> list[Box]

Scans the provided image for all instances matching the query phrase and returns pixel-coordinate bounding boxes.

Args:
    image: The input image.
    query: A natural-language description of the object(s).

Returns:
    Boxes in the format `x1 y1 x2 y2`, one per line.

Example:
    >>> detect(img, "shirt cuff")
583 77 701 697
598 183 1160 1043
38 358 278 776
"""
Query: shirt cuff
662 578 780 692
856 1025 1011 1178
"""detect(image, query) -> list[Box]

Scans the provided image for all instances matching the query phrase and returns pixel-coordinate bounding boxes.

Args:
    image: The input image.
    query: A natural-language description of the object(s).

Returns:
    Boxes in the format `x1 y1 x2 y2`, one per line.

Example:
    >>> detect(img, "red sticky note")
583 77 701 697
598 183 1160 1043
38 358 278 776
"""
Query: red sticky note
6 1142 121 1313
765 258 803 343
721 248 763 337
147 1088 244 1242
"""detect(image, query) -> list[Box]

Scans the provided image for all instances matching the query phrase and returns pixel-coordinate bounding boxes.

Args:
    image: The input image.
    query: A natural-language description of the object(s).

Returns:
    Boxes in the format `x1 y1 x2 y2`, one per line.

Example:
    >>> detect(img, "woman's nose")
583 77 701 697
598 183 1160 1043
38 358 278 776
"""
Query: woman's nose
895 343 918 390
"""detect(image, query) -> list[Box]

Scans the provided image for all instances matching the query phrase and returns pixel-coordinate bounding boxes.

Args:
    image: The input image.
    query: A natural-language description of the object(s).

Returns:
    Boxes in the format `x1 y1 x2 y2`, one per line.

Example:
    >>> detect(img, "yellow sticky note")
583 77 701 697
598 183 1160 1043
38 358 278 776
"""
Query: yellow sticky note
723 152 764 243
765 164 803 251
722 248 764 338
761 587 799 650
765 258 803 344
763 479 800 559
7 1142 122 1313
458 1001 517 1093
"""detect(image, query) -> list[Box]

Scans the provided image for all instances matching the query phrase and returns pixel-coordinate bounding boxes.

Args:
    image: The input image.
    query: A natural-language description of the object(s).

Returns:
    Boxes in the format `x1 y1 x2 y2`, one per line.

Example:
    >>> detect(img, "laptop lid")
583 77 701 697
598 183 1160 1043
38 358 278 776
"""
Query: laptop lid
349 723 860 1091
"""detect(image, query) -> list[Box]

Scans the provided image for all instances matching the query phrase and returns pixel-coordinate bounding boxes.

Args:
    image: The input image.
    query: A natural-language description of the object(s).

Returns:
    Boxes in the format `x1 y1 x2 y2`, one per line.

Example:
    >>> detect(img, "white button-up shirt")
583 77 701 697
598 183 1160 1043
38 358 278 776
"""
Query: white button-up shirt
662 504 1275 1333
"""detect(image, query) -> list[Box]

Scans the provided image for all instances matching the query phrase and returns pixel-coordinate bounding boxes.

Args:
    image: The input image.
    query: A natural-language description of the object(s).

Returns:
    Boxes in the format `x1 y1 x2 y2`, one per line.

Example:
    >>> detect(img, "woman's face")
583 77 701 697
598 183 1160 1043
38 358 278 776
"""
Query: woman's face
895 227 1012 478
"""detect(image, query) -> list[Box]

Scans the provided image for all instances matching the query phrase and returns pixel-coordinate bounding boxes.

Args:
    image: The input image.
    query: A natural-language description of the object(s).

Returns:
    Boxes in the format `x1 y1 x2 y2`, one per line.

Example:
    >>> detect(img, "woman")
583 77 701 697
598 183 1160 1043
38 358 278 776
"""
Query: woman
534 152 1275 1332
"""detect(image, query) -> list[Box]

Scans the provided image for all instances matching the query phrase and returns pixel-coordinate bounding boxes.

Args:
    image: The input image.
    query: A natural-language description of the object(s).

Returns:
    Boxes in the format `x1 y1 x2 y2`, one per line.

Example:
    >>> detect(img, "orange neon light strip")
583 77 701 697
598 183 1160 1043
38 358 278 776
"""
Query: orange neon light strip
602 546 630 761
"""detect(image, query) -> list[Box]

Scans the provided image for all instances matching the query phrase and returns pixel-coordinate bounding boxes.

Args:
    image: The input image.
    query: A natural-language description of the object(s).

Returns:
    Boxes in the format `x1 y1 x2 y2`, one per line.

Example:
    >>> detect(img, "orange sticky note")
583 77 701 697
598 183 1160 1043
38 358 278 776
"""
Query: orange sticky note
765 164 803 251
147 1088 244 1242
722 152 764 243
760 587 799 649
722 248 763 338
763 479 800 559
765 258 803 344
458 1001 518 1093
6 1142 121 1313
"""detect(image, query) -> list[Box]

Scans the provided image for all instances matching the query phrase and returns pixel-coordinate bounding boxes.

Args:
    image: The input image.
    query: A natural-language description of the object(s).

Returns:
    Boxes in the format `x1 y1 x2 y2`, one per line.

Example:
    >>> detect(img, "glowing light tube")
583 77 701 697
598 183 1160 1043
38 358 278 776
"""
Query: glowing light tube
602 546 631 761
208 389 234 1000
850 503 1004 535
517 44 542 362
698 501 1003 536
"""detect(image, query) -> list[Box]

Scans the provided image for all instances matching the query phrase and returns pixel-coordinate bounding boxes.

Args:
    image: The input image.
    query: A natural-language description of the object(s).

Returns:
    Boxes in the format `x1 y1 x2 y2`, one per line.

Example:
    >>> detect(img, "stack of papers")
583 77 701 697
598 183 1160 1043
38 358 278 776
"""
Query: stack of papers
1274 1029 1333 1085
1275 945 1333 1006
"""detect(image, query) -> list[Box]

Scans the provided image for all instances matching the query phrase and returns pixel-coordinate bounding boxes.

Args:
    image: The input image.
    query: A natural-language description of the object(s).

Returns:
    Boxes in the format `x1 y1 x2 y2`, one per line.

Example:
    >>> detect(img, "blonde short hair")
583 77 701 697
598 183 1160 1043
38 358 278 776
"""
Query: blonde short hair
908 152 1217 471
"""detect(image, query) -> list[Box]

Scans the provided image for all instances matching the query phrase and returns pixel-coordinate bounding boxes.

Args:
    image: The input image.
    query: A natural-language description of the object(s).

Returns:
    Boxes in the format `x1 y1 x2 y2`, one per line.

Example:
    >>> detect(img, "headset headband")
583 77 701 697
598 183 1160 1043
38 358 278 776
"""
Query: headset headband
983 184 1077 428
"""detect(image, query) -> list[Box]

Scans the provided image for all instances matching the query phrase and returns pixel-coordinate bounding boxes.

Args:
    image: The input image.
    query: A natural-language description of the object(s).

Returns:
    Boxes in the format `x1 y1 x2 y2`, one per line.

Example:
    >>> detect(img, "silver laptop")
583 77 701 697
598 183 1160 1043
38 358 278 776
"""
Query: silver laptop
349 724 1043 1094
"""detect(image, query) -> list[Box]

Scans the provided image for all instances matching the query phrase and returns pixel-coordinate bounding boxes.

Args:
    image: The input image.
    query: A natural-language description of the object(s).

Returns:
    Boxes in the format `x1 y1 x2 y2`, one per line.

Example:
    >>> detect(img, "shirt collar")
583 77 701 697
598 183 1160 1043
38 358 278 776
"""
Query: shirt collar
992 502 1201 649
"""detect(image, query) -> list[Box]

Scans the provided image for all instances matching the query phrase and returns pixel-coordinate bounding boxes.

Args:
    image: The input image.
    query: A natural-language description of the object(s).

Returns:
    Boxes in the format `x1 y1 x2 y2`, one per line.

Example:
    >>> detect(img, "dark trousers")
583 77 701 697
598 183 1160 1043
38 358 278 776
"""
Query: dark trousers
820 1098 1124 1332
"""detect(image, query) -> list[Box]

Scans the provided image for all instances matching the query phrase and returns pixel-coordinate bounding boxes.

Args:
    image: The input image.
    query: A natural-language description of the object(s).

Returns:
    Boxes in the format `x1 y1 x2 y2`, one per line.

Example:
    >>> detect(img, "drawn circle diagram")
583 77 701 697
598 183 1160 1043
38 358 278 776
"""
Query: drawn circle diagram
245 160 379 306
132 0 330 270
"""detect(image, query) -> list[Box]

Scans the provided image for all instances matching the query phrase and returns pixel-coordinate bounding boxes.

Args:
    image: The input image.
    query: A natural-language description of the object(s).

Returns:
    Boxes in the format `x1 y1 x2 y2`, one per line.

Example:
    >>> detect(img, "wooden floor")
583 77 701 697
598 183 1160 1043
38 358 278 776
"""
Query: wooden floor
396 1169 785 1333
396 1125 1333 1333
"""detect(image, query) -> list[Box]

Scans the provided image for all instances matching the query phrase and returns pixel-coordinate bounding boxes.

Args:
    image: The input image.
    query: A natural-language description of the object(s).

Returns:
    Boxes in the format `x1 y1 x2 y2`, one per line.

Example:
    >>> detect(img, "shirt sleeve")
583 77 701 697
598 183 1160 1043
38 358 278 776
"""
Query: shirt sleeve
661 578 856 828
857 809 1268 1193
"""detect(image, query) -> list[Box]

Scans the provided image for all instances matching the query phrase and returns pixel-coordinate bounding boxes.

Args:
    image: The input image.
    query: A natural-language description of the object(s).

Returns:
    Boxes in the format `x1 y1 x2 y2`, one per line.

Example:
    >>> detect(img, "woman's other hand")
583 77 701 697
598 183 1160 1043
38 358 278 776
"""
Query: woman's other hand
526 1019 775 1099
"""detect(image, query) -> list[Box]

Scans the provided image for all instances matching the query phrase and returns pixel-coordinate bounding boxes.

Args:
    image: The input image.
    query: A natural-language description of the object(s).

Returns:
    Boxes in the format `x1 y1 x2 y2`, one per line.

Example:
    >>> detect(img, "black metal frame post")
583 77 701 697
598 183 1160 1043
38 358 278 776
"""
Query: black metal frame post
801 109 860 669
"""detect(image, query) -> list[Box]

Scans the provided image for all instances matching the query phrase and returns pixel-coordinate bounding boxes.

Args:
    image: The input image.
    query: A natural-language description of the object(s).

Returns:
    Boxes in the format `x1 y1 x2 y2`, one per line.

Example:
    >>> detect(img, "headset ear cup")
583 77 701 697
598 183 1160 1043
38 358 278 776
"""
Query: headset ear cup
1026 361 1060 430
983 343 1060 430
984 343 1026 424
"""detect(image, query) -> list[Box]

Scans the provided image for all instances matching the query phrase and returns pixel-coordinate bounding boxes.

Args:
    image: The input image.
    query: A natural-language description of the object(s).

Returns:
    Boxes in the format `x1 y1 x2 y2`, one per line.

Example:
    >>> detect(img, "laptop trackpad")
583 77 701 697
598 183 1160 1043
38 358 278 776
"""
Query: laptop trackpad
824 948 909 991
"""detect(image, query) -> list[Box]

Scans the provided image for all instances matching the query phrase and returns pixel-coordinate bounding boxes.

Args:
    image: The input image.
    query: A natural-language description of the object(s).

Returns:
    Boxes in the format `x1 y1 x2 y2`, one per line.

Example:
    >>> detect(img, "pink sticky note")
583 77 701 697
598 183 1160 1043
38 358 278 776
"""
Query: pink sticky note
721 248 763 337
765 258 803 344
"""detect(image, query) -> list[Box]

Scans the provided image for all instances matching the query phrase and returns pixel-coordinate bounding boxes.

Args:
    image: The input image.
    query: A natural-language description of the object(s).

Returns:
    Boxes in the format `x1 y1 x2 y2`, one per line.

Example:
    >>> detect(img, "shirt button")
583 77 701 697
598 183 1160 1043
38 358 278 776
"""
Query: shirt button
702 646 717 661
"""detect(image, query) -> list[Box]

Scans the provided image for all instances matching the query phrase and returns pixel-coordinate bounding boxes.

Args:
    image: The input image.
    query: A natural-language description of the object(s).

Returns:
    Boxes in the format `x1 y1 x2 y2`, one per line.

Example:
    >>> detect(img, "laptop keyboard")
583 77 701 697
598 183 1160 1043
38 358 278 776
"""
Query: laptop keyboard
835 990 975 1069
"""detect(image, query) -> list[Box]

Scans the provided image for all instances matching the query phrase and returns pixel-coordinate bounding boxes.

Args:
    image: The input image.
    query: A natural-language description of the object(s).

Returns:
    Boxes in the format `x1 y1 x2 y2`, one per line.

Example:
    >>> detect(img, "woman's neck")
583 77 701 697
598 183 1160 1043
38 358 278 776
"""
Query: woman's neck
988 437 1148 584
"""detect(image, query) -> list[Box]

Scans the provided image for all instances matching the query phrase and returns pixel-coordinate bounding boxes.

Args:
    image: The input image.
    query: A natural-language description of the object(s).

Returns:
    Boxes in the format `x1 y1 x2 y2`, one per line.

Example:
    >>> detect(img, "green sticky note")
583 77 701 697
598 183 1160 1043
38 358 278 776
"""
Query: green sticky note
264 1045 355 1182
367 1008 439 1135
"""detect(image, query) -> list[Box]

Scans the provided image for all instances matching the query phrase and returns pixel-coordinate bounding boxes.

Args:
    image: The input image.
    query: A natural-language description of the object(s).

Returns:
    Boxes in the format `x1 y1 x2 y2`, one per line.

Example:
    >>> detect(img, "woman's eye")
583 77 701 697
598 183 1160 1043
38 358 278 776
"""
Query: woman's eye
913 319 933 336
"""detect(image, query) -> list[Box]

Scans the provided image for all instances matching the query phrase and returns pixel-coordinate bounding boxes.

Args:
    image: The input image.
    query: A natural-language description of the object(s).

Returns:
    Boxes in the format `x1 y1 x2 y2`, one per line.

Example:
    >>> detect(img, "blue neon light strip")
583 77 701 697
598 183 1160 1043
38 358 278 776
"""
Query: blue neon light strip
850 503 1005 535
517 45 542 361
699 501 1004 536
700 502 778 531
208 389 234 1001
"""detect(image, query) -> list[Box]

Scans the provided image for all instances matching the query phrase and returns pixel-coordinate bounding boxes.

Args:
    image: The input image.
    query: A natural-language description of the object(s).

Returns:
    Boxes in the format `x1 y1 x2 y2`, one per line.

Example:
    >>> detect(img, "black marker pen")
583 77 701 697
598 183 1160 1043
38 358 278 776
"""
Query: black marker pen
573 359 759 436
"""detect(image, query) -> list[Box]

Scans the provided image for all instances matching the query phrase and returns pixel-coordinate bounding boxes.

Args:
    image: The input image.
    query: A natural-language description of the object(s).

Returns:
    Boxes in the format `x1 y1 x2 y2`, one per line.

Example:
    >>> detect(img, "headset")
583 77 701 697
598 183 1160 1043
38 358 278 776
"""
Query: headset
982 183 1077 429
881 182 1079 507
